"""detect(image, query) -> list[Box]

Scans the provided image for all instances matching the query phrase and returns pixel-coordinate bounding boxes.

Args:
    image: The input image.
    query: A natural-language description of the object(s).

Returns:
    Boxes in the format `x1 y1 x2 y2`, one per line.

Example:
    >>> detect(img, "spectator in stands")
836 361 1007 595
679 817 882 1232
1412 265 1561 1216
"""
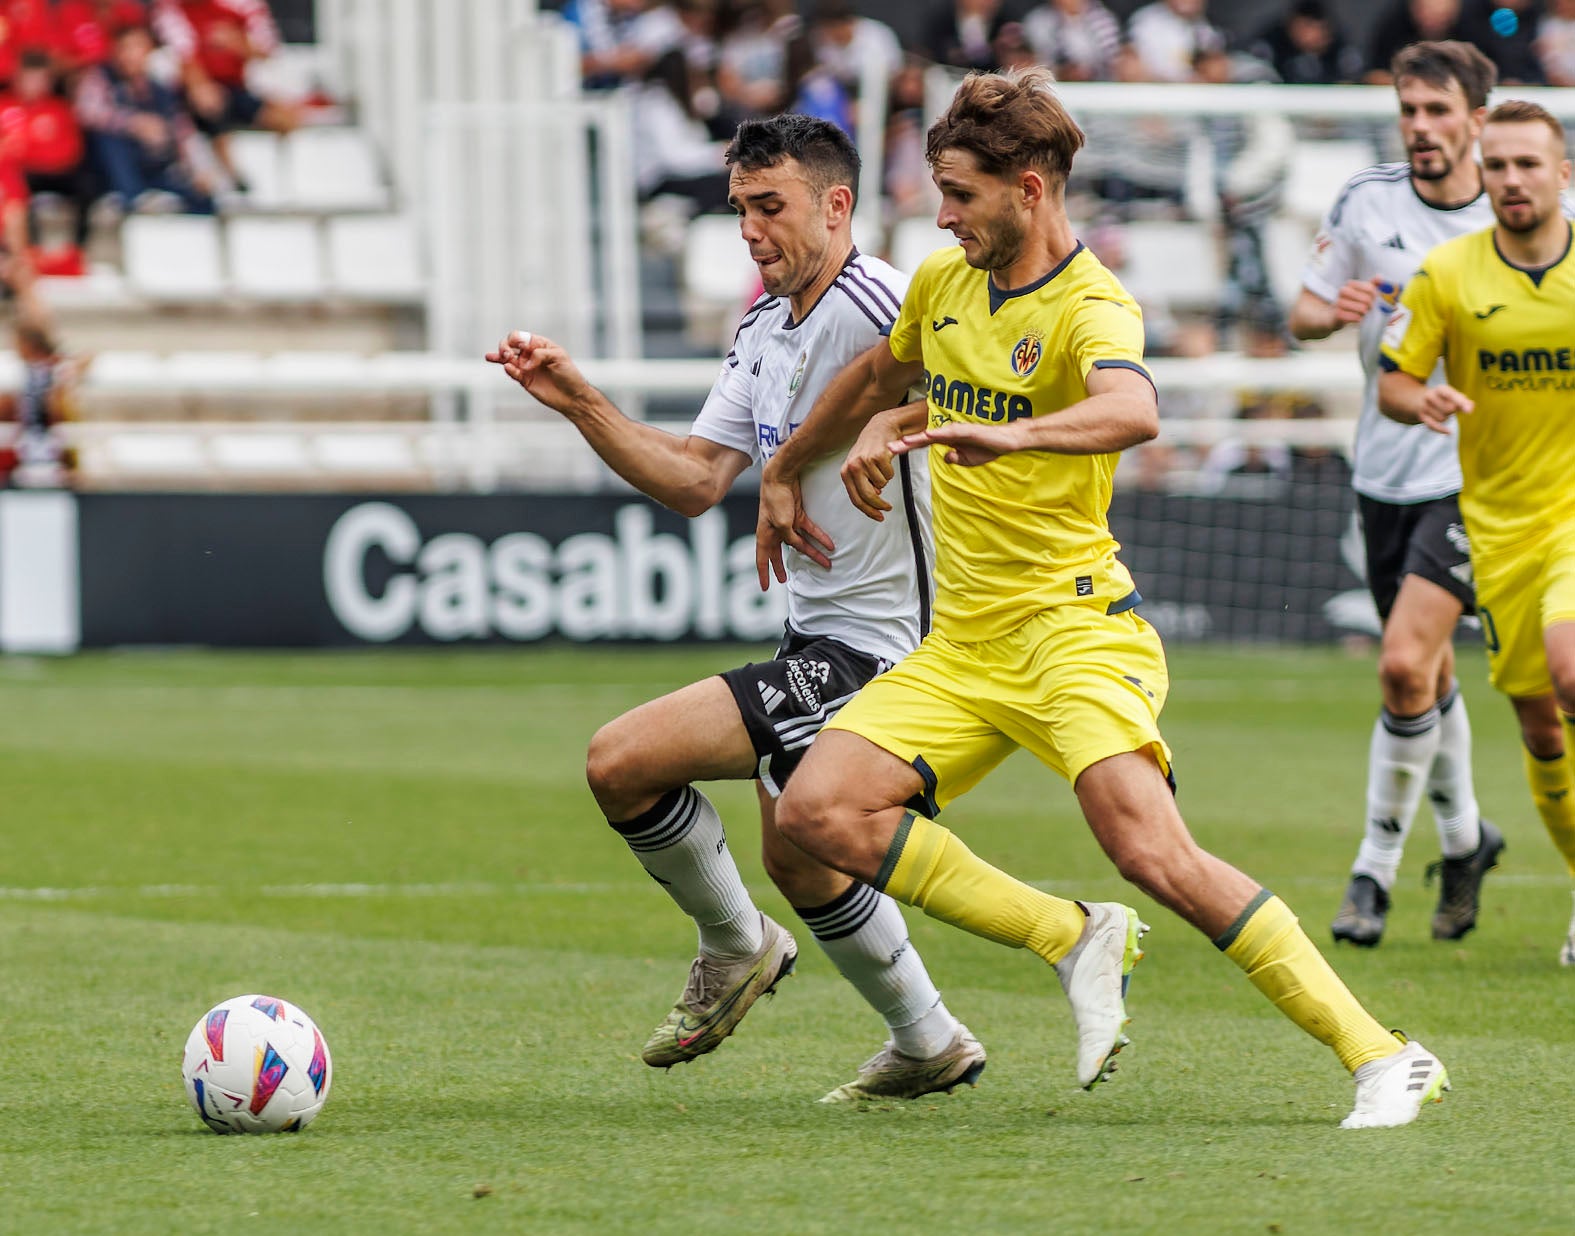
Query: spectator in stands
55 0 149 77
150 0 301 188
0 317 84 490
0 0 61 86
1366 0 1469 82
567 0 684 91
0 153 36 302
1250 0 1366 83
1195 45 1292 357
922 0 1012 73
716 0 806 122
77 23 213 214
1460 0 1544 82
1125 0 1226 82
632 41 730 217
1539 0 1575 84
882 53 938 216
0 50 93 247
1021 0 1123 81
805 0 902 111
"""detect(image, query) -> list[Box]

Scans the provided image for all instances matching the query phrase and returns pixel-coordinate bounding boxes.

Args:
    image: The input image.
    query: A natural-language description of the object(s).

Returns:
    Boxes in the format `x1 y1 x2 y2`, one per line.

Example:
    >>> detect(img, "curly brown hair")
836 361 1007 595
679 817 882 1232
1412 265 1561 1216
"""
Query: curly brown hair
924 67 1085 187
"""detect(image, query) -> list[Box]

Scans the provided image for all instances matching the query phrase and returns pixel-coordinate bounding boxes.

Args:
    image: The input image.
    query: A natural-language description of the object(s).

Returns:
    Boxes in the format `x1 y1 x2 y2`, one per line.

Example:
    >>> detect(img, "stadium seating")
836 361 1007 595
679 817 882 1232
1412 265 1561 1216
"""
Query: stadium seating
1284 139 1381 224
326 215 424 302
282 128 390 212
227 218 328 300
122 216 226 301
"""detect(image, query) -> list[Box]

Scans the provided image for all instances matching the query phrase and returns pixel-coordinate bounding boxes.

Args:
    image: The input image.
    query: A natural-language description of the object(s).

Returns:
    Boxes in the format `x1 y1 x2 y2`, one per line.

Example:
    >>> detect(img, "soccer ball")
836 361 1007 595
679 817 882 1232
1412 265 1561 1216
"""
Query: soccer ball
181 994 333 1134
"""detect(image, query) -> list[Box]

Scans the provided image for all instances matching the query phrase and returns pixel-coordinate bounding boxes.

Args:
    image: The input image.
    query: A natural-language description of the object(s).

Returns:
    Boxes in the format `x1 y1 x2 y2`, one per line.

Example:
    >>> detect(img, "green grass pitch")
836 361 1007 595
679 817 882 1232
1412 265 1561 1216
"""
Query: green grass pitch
2 644 1572 1234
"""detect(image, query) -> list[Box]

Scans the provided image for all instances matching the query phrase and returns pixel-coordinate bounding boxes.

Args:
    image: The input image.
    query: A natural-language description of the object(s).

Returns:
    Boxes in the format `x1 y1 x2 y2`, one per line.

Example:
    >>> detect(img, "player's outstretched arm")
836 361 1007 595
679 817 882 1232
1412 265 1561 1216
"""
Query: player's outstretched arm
1288 279 1381 340
487 330 750 516
755 341 921 586
890 364 1157 465
1377 368 1472 435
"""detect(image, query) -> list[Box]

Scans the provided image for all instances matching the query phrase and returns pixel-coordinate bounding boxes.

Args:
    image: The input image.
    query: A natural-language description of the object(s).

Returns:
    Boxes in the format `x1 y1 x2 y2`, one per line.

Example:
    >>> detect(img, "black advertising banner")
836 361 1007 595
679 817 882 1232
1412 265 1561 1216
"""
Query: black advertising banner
76 494 788 647
73 484 1369 648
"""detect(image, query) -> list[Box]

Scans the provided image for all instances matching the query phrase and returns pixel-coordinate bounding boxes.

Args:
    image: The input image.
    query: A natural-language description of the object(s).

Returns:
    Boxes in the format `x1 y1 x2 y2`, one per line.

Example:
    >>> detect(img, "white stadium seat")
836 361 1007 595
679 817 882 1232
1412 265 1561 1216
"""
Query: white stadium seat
326 215 424 301
1265 215 1317 306
1120 220 1223 310
227 217 326 300
283 128 390 211
680 213 758 311
889 218 955 275
227 131 287 209
121 215 225 299
1284 139 1380 224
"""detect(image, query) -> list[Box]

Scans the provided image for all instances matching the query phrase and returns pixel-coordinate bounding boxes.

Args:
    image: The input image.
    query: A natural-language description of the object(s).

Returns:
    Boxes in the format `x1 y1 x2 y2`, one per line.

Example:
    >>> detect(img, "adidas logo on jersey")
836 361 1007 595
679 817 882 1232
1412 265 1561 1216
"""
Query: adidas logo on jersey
758 681 786 713
1381 233 1405 250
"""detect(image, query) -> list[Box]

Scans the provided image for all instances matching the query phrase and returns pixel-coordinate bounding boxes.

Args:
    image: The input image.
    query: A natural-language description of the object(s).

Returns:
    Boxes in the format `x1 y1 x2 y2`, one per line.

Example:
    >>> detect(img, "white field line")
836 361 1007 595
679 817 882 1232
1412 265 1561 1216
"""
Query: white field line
0 872 1568 902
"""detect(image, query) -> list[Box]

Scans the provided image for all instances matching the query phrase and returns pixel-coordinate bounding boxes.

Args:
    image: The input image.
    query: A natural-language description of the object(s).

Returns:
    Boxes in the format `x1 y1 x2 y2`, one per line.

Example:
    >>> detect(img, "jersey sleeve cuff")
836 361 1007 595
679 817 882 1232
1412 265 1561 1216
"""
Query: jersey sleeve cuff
1300 271 1340 303
1092 358 1156 394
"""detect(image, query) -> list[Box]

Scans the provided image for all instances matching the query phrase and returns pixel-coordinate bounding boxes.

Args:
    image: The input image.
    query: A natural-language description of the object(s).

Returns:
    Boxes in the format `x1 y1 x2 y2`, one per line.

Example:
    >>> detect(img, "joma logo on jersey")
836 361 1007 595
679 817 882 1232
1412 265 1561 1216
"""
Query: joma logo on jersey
922 369 1033 422
1011 332 1044 377
1477 347 1573 373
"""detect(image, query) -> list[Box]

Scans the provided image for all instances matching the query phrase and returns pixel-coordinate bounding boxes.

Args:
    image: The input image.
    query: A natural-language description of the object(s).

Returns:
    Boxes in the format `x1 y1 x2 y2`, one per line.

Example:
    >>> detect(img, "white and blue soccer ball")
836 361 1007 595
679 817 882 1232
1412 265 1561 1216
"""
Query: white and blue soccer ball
181 994 333 1134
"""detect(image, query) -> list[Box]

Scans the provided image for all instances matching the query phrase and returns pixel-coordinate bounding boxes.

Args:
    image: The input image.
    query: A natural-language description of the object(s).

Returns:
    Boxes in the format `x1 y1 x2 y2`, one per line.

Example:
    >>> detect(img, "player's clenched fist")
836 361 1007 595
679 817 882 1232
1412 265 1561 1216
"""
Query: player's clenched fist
484 330 593 418
1417 383 1473 434
1333 277 1383 325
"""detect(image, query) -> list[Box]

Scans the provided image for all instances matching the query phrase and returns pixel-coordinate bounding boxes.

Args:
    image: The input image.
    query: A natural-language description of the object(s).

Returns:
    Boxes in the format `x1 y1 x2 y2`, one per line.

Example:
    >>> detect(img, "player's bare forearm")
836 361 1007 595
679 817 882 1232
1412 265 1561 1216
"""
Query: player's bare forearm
1377 369 1426 424
488 330 744 515
1288 289 1339 340
566 396 743 515
765 342 920 483
1005 389 1158 455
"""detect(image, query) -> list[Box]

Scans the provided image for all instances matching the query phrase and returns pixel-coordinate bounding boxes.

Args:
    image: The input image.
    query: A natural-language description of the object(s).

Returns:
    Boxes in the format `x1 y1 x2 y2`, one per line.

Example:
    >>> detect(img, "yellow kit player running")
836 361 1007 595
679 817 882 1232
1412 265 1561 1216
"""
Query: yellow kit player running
758 66 1448 1127
1379 100 1575 962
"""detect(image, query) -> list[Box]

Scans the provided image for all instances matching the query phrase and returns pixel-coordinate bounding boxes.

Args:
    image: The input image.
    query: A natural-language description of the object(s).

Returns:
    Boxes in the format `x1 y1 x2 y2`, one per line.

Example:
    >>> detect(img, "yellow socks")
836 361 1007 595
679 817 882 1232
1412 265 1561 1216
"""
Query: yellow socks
1216 891 1398 1073
1523 738 1575 878
874 812 1086 964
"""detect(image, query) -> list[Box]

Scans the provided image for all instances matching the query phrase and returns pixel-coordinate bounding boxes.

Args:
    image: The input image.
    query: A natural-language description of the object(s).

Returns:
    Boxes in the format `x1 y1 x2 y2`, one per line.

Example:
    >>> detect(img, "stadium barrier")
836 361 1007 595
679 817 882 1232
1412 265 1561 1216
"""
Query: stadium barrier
2 472 1380 653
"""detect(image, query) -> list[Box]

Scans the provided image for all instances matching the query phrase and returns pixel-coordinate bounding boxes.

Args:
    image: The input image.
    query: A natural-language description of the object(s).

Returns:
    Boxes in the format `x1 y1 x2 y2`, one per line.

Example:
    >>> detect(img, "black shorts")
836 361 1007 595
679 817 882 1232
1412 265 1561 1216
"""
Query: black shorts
1358 493 1475 622
191 83 266 136
720 627 890 796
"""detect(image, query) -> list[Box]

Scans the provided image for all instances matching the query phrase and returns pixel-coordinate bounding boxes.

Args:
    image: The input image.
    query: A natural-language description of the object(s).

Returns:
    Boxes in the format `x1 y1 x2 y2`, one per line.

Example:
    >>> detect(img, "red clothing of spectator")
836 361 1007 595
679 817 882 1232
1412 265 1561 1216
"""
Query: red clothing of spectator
57 1 149 71
0 0 62 82
0 94 83 174
151 0 278 87
0 154 29 207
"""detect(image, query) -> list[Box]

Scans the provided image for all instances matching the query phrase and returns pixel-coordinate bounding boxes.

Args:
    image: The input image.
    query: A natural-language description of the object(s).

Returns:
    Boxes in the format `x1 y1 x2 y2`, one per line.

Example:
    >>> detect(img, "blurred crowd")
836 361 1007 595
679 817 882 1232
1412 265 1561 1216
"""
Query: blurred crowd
0 0 310 489
0 0 302 306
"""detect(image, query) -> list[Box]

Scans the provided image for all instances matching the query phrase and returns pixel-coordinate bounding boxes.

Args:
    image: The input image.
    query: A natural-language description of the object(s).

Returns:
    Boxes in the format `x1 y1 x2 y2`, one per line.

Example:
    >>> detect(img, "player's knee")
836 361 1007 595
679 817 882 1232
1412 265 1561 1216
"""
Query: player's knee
773 782 842 861
1548 661 1575 717
584 723 644 818
1376 647 1433 712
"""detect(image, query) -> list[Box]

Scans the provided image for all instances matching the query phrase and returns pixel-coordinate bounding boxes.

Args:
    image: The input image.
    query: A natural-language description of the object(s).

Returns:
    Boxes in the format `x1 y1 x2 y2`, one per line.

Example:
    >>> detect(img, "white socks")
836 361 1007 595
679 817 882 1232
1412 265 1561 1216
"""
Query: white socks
1428 683 1483 859
1353 704 1441 889
796 881 961 1060
608 785 763 959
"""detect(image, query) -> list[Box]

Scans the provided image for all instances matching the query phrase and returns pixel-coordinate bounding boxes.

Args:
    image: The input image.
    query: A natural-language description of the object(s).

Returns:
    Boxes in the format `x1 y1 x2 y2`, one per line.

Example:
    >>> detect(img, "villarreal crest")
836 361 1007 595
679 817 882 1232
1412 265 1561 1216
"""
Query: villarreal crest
1011 332 1043 377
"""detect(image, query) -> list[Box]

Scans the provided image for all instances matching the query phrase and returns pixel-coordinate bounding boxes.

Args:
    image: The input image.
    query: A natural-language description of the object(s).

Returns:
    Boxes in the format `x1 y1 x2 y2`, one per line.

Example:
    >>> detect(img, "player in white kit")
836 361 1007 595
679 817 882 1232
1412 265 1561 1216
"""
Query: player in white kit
487 114 986 1103
1290 42 1506 947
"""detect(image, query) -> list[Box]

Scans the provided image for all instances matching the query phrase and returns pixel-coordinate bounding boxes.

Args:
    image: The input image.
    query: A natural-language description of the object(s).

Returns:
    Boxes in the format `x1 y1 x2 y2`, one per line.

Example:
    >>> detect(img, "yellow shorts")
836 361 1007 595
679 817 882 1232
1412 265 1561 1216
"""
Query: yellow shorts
824 602 1173 815
1475 516 1575 698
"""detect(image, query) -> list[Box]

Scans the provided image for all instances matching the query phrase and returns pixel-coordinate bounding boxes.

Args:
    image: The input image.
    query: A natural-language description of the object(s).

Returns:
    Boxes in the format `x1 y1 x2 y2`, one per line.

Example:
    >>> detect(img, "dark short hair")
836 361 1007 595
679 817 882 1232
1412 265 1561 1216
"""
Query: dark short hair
18 47 52 71
1391 40 1497 110
724 113 861 205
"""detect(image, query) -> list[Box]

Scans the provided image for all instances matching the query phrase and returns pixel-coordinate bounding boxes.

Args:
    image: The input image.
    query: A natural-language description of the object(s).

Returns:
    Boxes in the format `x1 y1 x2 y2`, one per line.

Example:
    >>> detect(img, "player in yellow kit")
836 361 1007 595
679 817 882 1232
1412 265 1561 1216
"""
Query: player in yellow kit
1378 99 1575 962
756 67 1447 1128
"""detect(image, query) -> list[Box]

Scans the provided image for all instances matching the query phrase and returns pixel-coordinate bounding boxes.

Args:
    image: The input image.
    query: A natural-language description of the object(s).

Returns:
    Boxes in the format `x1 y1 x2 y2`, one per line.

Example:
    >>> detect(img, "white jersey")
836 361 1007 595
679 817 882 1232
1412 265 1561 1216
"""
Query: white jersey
692 251 932 664
1302 162 1494 505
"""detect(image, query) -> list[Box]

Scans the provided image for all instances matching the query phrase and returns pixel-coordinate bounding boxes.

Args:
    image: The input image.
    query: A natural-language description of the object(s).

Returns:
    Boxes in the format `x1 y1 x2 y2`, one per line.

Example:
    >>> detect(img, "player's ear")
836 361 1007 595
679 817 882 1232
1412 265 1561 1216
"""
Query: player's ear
825 182 854 224
1018 168 1045 209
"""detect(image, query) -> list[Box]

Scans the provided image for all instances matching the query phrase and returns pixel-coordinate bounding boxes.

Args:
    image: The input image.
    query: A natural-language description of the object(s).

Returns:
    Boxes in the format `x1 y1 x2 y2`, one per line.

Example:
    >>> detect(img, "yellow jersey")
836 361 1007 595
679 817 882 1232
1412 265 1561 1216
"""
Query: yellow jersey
1381 222 1575 559
887 241 1149 641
